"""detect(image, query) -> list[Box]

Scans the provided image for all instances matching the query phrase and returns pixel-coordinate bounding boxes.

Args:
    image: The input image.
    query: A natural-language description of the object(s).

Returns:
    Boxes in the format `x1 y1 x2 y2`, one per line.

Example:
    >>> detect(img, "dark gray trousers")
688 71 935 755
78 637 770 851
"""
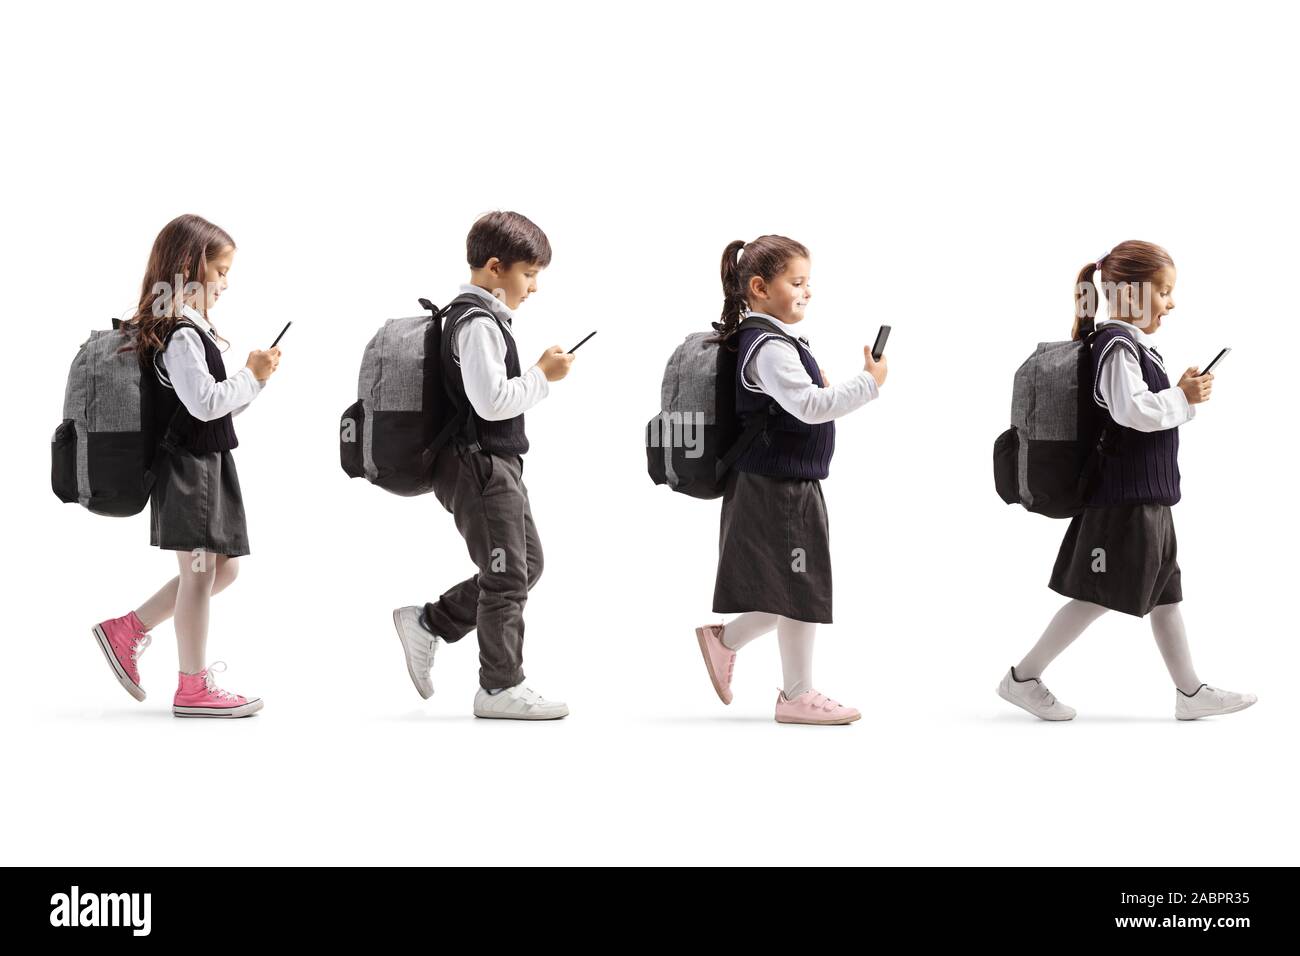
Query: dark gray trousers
424 447 543 689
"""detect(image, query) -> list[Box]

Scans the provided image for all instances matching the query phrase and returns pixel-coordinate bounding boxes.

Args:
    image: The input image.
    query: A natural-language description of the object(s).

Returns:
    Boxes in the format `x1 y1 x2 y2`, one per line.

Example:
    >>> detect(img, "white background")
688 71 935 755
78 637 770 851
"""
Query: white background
3 1 1296 865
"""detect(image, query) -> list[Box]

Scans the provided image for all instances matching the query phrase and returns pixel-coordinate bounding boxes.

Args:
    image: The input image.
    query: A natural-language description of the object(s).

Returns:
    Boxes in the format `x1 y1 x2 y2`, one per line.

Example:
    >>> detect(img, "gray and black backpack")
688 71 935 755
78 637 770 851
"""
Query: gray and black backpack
645 316 780 500
51 318 187 517
339 294 486 496
993 321 1111 518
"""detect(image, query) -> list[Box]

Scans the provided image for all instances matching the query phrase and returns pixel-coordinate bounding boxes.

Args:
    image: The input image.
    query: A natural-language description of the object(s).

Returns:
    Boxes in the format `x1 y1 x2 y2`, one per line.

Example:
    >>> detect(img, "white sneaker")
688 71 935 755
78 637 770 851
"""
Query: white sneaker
997 666 1076 721
1175 684 1257 720
473 683 569 720
392 606 439 699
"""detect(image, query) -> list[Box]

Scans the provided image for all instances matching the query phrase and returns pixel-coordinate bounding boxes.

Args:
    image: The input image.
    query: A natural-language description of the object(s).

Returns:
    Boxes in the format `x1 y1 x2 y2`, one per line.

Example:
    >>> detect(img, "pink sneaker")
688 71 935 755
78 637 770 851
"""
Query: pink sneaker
774 689 860 725
91 611 151 701
695 623 735 704
172 662 263 718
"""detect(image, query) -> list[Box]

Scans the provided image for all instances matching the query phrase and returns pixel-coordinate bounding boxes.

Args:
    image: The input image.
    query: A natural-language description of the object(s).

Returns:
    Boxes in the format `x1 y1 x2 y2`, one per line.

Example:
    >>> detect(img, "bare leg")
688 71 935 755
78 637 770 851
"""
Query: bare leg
1150 603 1202 695
720 611 779 651
1016 599 1109 680
776 617 816 698
135 554 239 631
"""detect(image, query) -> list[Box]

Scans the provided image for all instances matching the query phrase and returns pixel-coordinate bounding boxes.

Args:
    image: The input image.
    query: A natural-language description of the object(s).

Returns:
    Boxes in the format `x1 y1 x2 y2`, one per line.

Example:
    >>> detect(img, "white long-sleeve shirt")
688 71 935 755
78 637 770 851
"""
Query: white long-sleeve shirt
450 284 549 421
1093 319 1194 433
158 304 265 421
739 312 879 424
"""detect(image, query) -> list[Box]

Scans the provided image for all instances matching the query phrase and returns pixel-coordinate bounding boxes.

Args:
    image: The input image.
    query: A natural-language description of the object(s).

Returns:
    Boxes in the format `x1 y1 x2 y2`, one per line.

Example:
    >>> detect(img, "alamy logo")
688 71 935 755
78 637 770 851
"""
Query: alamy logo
49 886 151 936
647 411 705 459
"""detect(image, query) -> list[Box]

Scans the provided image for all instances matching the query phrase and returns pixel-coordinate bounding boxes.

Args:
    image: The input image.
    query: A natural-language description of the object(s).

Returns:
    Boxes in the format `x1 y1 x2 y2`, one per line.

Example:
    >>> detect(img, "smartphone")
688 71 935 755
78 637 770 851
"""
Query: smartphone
270 321 292 349
1201 347 1230 376
871 325 891 361
569 330 597 353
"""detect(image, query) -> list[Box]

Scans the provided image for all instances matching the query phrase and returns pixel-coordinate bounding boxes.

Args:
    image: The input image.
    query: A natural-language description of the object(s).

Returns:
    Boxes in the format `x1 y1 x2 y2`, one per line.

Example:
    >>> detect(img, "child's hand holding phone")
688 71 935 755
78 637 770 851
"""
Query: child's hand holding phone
246 349 280 382
537 345 574 382
1178 366 1213 405
863 324 890 388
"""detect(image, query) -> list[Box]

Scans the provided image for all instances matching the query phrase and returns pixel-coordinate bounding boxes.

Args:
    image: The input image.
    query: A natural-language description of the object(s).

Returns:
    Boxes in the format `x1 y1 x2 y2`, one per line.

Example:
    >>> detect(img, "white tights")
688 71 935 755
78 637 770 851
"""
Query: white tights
134 550 239 674
719 612 816 699
1016 599 1202 694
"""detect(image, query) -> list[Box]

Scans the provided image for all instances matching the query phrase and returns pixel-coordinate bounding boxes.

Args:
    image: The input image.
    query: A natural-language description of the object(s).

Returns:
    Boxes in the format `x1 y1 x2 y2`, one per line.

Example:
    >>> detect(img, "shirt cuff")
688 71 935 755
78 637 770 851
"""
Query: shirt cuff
1165 384 1191 422
233 366 261 389
861 369 880 401
527 364 549 397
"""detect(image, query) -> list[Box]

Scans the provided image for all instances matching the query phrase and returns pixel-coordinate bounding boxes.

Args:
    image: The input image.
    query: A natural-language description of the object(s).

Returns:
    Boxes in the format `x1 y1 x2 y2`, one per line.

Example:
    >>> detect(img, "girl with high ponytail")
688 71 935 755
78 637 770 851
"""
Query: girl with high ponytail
695 235 889 725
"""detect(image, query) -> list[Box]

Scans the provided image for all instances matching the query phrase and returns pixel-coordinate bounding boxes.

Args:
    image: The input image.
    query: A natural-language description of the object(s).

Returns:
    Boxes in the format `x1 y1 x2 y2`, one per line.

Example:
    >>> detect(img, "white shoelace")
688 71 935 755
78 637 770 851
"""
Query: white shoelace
131 630 152 662
203 661 240 701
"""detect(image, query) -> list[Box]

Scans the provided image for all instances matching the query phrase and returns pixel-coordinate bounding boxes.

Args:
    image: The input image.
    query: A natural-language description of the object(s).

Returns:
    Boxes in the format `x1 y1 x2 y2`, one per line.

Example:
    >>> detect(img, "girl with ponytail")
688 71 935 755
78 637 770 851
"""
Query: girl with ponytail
695 236 889 724
998 240 1255 721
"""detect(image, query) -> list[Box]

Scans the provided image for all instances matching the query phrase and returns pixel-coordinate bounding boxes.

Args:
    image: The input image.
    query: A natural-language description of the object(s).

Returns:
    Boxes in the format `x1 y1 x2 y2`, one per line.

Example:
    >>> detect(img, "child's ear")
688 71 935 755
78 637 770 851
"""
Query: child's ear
748 275 766 300
1113 283 1132 319
484 256 502 277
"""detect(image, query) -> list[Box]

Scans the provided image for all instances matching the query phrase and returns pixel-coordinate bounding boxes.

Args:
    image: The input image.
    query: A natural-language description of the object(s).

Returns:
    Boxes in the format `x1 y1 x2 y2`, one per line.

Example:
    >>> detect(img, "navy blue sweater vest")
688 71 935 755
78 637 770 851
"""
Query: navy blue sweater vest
732 319 835 480
1088 323 1181 506
154 321 238 453
441 300 530 457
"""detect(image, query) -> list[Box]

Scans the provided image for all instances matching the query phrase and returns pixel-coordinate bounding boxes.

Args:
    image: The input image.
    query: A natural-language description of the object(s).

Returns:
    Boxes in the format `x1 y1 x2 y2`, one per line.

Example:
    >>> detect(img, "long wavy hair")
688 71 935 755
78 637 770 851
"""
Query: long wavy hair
713 235 810 346
1072 239 1174 340
126 214 236 364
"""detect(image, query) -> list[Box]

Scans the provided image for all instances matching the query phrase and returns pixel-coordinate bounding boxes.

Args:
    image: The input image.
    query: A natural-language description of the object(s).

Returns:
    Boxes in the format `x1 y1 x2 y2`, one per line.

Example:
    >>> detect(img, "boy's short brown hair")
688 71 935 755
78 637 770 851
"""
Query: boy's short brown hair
466 210 552 269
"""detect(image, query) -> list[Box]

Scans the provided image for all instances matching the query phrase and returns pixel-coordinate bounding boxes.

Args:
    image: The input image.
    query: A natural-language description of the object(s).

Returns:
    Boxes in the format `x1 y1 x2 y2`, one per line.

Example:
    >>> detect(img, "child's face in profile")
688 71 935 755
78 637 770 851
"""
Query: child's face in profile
482 259 543 310
1121 265 1176 333
750 256 812 324
187 245 234 314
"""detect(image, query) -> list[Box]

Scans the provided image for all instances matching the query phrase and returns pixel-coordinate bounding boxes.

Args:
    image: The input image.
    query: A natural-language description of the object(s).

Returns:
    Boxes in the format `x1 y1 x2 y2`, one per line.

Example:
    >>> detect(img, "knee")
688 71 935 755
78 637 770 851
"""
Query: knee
478 551 529 601
216 556 240 590
526 548 544 591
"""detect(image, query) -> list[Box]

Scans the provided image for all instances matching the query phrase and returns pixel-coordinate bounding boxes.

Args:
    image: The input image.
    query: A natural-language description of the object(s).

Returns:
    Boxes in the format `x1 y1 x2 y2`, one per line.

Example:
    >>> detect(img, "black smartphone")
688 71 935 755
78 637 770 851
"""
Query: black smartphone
270 321 292 349
1201 347 1230 376
871 325 891 361
568 330 597 353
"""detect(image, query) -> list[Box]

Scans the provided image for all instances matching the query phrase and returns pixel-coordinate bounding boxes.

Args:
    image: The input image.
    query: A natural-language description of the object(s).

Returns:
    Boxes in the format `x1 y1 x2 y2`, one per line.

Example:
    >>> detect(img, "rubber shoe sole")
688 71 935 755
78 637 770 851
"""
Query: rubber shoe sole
775 711 861 726
173 698 264 718
91 625 145 702
392 607 436 700
997 679 1077 720
1176 698 1257 720
694 626 733 705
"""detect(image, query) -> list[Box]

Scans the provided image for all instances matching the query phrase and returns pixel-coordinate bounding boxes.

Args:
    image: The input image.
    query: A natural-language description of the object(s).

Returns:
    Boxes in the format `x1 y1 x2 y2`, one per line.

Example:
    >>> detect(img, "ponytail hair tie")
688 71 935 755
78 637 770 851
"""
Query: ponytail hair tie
1094 256 1106 272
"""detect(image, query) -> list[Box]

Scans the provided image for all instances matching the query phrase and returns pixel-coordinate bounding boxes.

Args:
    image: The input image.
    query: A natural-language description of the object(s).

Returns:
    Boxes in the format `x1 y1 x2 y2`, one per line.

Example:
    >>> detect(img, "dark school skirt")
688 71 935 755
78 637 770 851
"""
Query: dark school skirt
1048 503 1181 617
149 448 250 558
713 469 832 624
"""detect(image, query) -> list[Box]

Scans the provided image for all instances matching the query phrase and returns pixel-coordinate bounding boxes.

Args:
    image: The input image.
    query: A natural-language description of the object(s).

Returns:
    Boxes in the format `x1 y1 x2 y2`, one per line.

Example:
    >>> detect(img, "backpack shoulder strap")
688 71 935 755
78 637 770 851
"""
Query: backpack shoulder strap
435 294 503 455
735 315 804 395
714 316 789 482
1089 324 1142 407
442 297 502 346
153 319 203 390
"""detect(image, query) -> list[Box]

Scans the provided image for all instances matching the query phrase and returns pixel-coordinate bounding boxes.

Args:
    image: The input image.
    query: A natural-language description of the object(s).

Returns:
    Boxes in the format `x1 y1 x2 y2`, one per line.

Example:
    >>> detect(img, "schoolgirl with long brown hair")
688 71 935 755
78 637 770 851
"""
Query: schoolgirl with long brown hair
90 214 281 717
